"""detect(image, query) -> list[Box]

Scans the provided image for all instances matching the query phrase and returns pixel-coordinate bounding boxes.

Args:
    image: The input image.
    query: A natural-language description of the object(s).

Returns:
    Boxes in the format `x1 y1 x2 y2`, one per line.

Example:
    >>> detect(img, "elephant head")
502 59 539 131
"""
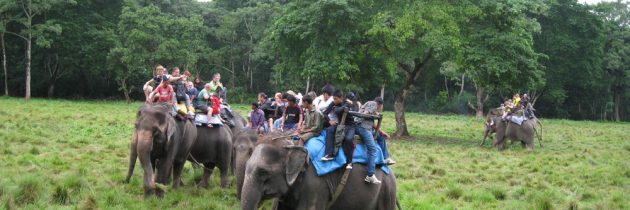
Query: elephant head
126 104 178 197
240 134 308 210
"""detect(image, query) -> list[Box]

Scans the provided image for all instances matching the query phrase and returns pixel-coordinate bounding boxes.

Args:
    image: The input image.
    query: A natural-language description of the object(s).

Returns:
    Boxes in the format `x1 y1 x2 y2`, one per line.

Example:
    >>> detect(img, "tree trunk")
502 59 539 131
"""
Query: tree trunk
380 85 385 99
305 76 310 94
47 82 55 98
613 87 621 122
475 87 488 118
25 36 31 100
459 73 465 96
394 92 409 137
1 33 7 96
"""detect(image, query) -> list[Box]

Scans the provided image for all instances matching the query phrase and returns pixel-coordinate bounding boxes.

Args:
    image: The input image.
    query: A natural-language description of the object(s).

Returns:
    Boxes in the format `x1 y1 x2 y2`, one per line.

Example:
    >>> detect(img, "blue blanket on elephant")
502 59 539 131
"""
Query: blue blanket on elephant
305 131 390 176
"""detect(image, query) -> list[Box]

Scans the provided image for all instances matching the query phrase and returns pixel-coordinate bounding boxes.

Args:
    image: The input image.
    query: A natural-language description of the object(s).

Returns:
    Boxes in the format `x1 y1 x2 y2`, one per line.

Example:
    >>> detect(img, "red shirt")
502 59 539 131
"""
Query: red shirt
211 96 221 115
155 85 173 102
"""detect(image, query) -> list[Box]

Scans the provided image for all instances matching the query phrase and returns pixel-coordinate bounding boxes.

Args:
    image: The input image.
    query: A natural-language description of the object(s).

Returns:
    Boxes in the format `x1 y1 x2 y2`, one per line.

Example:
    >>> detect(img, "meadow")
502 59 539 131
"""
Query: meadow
0 97 629 210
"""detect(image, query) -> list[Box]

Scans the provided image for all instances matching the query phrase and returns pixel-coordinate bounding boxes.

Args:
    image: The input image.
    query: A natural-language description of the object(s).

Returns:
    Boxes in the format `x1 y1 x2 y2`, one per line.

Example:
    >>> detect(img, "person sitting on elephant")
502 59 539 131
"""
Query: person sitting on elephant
372 97 395 165
209 73 228 102
501 99 513 120
169 68 194 119
143 65 169 103
198 84 221 127
272 92 288 130
248 102 267 134
353 98 382 184
294 95 324 146
313 85 335 113
186 81 199 110
149 80 177 116
321 90 359 168
280 95 303 131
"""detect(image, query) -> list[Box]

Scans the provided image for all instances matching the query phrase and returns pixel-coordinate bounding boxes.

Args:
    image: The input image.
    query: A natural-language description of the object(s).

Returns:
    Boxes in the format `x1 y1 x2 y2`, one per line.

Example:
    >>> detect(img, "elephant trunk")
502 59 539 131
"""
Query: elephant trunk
125 132 139 183
235 150 251 199
241 175 263 210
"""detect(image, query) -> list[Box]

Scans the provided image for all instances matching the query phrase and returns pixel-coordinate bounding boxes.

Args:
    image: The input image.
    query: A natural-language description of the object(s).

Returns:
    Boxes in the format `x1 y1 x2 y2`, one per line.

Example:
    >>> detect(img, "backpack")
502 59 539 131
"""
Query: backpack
175 81 187 102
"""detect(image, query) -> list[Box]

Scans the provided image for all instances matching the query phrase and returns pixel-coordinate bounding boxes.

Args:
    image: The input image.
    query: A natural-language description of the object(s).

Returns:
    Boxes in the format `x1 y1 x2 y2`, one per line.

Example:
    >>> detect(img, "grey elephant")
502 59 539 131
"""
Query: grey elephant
125 104 197 197
189 125 233 188
486 116 543 151
233 129 259 199
240 133 398 210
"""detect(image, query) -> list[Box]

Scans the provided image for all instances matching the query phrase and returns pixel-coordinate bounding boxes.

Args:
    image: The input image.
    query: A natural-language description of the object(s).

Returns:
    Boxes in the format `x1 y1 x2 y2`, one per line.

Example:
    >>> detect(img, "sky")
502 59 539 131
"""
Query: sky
578 0 617 4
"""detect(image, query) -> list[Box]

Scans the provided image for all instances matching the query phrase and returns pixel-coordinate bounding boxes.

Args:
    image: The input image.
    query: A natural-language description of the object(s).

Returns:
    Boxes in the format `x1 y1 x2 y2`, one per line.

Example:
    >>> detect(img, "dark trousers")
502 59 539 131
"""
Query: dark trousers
324 124 356 164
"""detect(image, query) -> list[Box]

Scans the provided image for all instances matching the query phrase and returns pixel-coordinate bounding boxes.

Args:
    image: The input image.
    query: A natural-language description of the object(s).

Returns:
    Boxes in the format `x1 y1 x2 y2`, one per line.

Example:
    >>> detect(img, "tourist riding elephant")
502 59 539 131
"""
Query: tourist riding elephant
125 104 197 197
189 125 233 188
489 116 543 151
240 134 398 210
233 129 259 199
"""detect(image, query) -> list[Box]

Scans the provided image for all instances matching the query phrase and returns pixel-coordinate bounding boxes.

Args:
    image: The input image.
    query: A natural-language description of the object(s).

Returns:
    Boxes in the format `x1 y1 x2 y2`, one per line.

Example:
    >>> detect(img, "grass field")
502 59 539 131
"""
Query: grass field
0 97 629 210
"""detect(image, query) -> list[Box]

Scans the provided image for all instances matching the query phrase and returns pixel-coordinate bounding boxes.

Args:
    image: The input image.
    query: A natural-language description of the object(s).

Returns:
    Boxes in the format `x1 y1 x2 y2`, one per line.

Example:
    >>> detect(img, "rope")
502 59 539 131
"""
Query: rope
326 168 352 209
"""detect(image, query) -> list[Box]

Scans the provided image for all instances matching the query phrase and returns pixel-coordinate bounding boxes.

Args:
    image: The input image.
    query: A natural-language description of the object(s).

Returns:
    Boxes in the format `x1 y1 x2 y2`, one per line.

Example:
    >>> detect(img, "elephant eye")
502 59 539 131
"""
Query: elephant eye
257 169 269 177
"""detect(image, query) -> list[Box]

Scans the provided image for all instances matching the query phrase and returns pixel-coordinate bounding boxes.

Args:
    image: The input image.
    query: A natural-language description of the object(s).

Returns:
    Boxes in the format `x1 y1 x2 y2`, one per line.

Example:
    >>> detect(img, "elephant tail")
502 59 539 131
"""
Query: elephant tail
535 119 543 148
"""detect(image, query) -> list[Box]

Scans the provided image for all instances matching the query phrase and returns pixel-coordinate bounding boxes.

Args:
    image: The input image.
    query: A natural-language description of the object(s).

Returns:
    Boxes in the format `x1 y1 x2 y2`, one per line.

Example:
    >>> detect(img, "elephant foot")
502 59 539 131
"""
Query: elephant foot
155 188 165 198
144 188 155 198
220 180 230 188
197 181 210 189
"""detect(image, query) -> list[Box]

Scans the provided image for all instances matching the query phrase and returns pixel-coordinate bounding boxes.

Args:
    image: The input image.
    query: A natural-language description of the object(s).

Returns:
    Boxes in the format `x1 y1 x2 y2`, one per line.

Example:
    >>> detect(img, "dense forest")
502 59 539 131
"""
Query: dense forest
1 0 628 127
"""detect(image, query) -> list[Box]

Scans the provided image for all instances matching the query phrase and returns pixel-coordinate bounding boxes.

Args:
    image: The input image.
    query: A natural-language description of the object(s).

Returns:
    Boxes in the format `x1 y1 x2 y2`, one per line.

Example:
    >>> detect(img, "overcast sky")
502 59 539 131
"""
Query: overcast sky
578 0 616 4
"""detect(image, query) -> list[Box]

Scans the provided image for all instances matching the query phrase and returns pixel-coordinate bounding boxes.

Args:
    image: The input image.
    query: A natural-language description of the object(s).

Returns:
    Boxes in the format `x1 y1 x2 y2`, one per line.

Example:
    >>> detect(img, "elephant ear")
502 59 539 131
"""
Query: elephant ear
164 118 177 146
284 145 309 186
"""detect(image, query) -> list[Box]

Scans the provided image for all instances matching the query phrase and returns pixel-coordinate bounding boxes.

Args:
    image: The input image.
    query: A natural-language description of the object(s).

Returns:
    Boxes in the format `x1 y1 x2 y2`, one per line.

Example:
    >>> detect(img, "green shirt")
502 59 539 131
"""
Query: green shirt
198 89 210 107
209 81 222 92
303 108 324 133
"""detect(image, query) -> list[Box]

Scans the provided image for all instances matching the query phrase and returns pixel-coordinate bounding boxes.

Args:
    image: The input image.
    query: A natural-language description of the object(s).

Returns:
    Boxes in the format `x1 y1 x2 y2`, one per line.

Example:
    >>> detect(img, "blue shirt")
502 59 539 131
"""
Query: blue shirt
187 87 200 107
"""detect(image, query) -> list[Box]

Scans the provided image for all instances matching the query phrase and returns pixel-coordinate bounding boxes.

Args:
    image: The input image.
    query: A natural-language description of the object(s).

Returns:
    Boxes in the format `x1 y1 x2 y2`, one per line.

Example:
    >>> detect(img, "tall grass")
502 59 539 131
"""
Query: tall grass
0 97 629 209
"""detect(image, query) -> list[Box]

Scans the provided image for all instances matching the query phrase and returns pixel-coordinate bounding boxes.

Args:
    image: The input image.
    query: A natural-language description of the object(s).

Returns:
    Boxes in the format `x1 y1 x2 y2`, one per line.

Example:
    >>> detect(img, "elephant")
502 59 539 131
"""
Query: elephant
125 104 197 197
189 125 233 188
240 133 398 210
233 129 259 199
486 116 543 151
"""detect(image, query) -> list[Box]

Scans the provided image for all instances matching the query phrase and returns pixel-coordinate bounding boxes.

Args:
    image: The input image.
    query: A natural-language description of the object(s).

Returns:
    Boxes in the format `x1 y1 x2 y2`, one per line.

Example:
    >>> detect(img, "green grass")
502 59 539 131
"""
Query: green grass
0 97 629 209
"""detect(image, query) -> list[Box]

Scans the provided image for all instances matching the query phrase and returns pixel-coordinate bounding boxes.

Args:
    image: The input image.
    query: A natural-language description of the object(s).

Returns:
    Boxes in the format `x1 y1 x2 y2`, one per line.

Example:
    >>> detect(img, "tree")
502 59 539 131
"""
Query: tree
460 0 546 118
0 1 12 96
534 0 607 120
110 4 208 101
4 0 69 100
595 0 629 121
367 0 464 136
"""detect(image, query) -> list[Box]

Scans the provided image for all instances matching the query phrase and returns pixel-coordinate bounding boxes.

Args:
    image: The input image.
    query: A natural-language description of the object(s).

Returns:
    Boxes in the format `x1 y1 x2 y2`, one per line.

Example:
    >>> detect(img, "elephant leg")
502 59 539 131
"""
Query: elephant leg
219 163 230 188
139 152 155 197
526 137 534 151
481 129 489 146
521 140 526 148
198 163 216 188
172 161 185 189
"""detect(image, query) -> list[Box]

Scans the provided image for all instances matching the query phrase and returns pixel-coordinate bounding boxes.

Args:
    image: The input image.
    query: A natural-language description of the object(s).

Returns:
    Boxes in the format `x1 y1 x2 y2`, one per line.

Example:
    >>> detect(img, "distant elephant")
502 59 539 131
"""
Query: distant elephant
233 129 259 199
489 116 543 151
125 104 197 197
189 125 233 188
240 133 398 210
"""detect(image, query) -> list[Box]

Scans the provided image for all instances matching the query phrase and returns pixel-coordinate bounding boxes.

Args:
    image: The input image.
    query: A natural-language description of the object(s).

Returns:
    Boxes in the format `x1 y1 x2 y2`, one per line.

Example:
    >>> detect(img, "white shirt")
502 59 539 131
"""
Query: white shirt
313 95 333 113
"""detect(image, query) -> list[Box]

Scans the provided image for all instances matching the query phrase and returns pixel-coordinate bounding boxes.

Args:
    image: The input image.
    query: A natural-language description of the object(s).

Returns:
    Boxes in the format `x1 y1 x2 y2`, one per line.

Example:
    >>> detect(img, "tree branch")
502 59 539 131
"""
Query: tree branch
4 31 28 41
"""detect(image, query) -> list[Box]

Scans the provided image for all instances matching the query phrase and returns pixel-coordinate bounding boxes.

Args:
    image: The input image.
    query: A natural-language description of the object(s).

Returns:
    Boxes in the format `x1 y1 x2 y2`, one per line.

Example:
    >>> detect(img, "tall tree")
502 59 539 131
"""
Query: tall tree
460 0 546 118
534 0 607 120
110 4 208 101
368 0 464 136
595 0 629 121
4 0 69 100
0 1 12 96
